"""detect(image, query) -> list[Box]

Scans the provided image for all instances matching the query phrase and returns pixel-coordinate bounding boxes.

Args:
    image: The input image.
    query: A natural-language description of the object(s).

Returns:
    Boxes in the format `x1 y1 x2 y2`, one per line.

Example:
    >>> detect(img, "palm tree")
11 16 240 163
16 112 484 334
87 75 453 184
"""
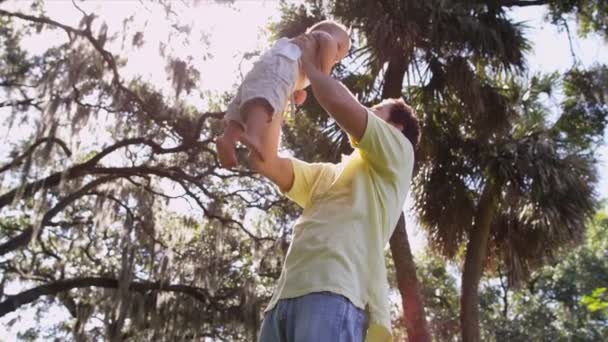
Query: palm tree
275 1 606 341
412 70 602 341
331 1 530 341
276 0 528 340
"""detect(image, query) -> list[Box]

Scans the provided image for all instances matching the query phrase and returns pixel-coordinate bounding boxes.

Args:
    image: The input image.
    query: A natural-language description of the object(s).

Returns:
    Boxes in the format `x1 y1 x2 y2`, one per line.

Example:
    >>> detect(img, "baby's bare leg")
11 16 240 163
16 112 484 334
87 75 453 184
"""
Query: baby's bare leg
240 99 273 161
216 120 243 168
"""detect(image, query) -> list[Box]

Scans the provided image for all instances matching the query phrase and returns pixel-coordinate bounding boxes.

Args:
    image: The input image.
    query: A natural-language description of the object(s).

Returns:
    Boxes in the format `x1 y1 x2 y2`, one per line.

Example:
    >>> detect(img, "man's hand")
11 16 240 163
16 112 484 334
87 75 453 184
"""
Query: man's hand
291 34 368 141
293 34 319 71
294 32 338 76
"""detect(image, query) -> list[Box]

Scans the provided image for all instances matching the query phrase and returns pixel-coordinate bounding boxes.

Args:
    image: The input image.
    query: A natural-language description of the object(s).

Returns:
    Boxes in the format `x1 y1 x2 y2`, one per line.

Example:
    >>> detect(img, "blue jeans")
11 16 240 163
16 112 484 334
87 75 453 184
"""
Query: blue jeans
258 292 367 342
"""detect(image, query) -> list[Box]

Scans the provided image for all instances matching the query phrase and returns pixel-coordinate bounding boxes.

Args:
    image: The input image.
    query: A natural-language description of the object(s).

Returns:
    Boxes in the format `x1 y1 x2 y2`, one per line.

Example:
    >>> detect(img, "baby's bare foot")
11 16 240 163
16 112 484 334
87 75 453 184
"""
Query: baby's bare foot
216 135 238 168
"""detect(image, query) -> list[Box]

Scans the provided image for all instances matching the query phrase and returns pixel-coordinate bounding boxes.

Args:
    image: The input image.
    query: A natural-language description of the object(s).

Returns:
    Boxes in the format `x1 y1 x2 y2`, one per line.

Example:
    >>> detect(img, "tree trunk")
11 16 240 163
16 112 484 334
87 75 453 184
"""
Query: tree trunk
381 52 408 99
460 182 498 342
382 51 432 341
390 214 432 342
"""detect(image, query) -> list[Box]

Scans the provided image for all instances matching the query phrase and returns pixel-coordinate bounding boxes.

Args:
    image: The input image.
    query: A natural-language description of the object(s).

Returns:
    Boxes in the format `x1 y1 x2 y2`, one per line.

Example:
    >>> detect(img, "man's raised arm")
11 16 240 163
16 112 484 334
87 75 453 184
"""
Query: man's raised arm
248 114 335 209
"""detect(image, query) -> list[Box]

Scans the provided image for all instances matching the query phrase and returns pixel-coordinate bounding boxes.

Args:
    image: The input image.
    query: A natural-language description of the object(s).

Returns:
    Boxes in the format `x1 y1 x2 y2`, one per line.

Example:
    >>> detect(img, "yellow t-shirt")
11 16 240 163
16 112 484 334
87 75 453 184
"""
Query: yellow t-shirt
264 109 414 341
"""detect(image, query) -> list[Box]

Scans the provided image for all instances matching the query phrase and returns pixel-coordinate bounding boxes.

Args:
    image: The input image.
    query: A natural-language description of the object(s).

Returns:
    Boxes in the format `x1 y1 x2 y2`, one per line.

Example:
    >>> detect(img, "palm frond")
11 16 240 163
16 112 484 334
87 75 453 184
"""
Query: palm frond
488 133 598 284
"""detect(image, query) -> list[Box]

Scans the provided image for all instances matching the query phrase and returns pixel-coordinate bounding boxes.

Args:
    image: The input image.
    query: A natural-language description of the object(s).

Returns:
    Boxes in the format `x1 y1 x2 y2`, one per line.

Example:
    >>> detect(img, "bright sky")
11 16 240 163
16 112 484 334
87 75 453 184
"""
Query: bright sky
1 1 607 339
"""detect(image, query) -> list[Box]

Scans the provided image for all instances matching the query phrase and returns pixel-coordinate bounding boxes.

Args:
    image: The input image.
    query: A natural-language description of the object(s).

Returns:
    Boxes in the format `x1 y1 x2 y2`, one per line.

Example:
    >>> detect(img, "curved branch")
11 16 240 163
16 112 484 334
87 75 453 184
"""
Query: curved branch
560 18 578 64
0 9 154 125
87 166 273 241
70 0 89 18
0 163 263 254
0 135 213 208
0 81 37 88
88 190 136 222
0 276 210 317
173 178 273 242
0 9 81 37
89 190 169 249
0 176 119 256
124 177 185 199
71 84 118 114
499 0 547 7
0 98 42 109
195 111 225 133
0 137 72 174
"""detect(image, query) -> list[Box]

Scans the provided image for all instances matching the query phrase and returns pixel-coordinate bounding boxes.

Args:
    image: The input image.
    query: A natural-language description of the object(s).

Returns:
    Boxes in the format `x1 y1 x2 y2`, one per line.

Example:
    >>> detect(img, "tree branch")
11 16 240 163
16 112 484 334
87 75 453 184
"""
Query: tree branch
124 176 185 199
0 162 265 254
0 9 226 143
560 18 578 64
0 176 119 256
499 0 548 7
0 9 178 129
0 137 72 174
171 178 272 242
0 80 37 88
0 98 42 109
87 166 274 241
0 276 211 317
70 0 89 18
0 135 214 208
0 9 82 37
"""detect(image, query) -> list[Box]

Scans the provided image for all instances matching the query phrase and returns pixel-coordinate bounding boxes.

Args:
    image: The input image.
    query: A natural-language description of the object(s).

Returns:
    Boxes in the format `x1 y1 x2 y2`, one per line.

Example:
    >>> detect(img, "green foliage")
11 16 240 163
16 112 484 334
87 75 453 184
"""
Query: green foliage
333 0 529 73
414 66 601 284
485 207 608 341
270 1 325 39
416 254 460 341
548 0 608 39
581 287 608 314
417 206 608 341
553 65 608 151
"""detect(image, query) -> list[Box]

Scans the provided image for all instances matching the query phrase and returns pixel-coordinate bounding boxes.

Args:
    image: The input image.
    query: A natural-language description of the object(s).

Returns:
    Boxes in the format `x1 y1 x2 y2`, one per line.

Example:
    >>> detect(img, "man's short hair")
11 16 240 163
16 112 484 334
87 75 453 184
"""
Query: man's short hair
384 98 421 150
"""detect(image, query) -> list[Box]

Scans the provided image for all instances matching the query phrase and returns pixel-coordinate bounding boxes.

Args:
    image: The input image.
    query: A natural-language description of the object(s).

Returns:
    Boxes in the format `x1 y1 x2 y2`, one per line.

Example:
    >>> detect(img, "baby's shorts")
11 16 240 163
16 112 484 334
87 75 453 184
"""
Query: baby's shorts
225 51 299 128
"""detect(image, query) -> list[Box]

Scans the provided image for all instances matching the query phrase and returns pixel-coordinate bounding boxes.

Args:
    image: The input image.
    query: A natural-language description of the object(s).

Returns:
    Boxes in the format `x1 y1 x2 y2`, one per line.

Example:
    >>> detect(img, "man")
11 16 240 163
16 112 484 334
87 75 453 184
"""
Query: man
250 34 420 342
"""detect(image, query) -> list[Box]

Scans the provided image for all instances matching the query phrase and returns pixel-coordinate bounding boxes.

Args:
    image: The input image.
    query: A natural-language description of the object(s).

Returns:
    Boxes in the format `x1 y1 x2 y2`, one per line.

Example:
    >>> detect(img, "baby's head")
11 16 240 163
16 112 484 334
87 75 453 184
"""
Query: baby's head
307 20 351 61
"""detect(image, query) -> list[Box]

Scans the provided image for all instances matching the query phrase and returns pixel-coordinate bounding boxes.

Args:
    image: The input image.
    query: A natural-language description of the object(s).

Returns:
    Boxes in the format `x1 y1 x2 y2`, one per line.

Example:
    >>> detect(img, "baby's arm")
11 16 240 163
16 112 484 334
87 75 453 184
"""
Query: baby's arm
315 32 339 75
293 89 307 105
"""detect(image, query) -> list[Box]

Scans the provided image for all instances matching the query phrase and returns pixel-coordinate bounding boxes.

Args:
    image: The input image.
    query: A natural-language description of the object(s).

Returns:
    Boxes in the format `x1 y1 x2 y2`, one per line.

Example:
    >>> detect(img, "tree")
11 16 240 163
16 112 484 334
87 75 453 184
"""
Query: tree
415 205 608 341
0 1 293 339
414 68 604 341
480 205 608 341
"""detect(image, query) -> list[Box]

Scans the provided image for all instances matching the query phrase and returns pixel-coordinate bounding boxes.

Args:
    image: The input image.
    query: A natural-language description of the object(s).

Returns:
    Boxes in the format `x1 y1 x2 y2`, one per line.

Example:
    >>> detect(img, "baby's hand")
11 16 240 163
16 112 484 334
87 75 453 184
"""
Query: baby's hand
293 89 307 106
